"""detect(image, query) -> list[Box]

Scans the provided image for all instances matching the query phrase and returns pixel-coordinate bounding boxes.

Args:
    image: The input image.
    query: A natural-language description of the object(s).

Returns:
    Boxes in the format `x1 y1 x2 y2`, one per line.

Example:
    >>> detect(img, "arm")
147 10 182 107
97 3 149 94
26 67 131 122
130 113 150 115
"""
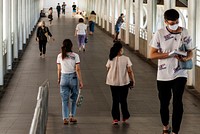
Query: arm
57 63 61 84
75 64 83 89
75 30 78 36
47 27 55 41
127 66 135 87
149 47 169 59
36 28 40 41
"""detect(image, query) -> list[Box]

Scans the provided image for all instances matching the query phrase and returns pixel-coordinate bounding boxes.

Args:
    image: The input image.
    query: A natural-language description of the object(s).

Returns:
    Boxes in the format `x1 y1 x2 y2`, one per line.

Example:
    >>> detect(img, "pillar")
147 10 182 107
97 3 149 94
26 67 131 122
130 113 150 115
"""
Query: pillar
125 0 130 44
0 0 3 85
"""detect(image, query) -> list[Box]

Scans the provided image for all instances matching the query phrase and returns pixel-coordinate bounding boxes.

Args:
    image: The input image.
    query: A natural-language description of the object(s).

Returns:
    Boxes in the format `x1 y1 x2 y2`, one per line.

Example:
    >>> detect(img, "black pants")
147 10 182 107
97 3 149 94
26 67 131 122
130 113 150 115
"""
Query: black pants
157 77 187 134
110 85 130 121
39 40 47 54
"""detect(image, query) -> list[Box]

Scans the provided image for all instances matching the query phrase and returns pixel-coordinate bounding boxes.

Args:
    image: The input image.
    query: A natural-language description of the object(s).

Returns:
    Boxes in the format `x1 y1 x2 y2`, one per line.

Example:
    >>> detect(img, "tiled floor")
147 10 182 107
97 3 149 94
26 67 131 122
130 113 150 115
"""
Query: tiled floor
0 13 200 134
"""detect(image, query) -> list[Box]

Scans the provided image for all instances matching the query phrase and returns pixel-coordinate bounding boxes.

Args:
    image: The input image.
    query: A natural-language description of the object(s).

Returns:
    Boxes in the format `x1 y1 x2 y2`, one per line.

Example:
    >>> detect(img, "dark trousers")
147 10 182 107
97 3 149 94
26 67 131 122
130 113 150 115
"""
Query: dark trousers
110 85 130 121
157 77 187 134
39 40 47 54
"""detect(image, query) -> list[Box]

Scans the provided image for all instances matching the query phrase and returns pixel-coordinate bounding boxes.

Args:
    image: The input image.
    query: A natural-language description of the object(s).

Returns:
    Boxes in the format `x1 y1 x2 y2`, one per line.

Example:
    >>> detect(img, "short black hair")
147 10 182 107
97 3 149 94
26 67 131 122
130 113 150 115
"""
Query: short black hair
164 9 179 21
79 18 84 23
120 13 124 16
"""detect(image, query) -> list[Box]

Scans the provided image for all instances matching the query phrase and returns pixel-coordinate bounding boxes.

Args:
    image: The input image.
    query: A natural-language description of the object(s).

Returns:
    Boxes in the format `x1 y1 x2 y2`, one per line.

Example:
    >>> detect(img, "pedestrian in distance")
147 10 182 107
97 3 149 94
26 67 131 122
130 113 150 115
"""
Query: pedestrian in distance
62 2 66 15
48 7 53 25
36 21 55 58
88 11 96 35
113 13 125 42
56 3 61 18
106 41 135 125
72 2 76 17
57 39 83 125
149 9 193 134
75 18 87 52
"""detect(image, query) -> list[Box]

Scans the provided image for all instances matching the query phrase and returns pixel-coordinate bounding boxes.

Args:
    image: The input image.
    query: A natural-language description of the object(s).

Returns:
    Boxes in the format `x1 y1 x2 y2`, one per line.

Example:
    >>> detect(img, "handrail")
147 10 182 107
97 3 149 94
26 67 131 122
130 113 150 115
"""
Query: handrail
29 80 49 134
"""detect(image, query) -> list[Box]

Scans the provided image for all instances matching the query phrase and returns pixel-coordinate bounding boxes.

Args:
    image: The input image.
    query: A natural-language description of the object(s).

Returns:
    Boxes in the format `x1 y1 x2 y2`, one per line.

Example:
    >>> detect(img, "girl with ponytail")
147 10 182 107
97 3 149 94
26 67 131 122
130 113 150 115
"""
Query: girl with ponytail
57 39 83 125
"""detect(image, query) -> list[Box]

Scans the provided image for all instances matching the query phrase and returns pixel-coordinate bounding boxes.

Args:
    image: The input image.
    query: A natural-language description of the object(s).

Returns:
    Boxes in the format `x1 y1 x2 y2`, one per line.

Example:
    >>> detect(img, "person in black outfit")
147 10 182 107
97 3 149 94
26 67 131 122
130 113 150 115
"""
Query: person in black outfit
56 3 61 18
36 21 55 58
72 2 76 17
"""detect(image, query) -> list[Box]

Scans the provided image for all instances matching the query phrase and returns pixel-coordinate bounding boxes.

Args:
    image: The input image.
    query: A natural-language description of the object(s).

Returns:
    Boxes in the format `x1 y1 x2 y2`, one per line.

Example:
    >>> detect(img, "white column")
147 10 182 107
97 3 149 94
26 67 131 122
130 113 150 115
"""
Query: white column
106 0 110 32
22 0 26 45
13 0 18 58
187 0 196 86
102 0 105 29
161 0 175 11
125 0 130 44
111 0 115 35
95 0 98 23
7 0 12 70
118 0 122 39
0 0 3 85
135 0 142 50
147 0 157 58
98 0 102 26
18 0 23 50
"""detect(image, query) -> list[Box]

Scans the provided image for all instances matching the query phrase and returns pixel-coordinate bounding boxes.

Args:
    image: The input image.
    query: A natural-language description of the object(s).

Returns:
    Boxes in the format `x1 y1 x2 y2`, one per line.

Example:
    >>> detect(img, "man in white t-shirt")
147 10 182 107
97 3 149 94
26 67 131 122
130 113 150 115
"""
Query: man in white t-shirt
149 9 193 134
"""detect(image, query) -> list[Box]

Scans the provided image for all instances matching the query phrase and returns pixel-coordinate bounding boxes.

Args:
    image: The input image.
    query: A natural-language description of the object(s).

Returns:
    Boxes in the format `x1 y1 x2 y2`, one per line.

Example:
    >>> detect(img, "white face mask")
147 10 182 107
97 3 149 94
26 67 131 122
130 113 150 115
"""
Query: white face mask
168 24 179 31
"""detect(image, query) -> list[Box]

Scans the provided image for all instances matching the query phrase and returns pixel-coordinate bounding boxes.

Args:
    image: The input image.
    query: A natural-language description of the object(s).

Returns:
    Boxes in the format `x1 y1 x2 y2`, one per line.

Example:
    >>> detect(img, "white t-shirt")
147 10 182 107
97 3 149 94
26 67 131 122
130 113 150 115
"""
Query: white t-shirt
106 55 132 86
57 52 80 74
150 27 193 81
76 23 87 35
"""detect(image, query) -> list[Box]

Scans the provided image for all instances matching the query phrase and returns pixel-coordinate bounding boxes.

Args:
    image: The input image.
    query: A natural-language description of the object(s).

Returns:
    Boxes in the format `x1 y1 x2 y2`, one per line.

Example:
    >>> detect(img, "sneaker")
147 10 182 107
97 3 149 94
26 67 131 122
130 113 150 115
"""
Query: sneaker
40 52 42 57
122 119 129 125
83 48 85 52
112 120 118 125
69 117 77 123
63 119 69 125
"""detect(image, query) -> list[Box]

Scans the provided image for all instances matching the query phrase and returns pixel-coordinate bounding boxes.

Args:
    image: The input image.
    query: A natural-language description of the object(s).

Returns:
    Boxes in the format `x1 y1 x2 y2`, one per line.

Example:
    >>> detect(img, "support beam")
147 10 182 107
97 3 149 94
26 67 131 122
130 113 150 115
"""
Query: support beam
187 0 196 86
147 0 156 58
0 0 3 85
125 0 130 44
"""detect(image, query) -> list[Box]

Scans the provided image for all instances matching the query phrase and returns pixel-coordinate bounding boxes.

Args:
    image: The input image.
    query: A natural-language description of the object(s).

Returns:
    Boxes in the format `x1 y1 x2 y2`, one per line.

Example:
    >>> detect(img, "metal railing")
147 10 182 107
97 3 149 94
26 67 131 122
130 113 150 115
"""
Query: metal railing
29 80 49 134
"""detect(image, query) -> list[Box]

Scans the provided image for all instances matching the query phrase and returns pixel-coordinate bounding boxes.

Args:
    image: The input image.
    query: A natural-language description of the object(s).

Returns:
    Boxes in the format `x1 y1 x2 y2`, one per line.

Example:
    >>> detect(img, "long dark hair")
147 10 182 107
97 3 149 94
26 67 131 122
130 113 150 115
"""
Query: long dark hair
61 39 73 59
109 42 122 60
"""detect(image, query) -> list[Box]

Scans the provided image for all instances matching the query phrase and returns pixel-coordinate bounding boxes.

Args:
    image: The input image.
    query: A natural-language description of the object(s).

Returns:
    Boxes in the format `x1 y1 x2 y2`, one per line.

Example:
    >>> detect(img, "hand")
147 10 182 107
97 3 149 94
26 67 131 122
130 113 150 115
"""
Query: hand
79 81 83 89
57 79 60 85
36 37 39 42
128 81 135 89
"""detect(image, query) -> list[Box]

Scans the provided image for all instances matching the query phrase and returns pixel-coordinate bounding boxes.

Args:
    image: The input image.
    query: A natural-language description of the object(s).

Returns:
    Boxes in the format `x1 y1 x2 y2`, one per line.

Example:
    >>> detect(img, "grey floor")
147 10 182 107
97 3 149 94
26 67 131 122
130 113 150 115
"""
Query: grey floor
0 13 200 134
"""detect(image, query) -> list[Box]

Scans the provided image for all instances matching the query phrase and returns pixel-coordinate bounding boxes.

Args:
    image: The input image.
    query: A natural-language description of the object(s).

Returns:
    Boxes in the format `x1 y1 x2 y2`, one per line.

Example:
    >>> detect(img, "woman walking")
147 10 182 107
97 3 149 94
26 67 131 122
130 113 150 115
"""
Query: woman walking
48 7 53 25
36 21 54 58
57 39 83 124
75 18 87 52
106 41 135 125
88 11 96 35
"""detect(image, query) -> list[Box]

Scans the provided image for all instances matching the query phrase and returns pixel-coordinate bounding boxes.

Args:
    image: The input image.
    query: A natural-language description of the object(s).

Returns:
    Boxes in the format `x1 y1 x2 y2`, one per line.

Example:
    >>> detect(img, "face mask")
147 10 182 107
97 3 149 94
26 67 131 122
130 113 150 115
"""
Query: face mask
168 24 179 31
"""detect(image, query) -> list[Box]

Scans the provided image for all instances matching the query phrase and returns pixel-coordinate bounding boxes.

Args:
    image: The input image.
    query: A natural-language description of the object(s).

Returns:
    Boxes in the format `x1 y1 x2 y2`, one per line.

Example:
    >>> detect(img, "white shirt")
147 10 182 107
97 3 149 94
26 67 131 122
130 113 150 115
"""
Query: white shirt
76 23 87 35
57 52 80 74
150 27 193 81
106 55 132 86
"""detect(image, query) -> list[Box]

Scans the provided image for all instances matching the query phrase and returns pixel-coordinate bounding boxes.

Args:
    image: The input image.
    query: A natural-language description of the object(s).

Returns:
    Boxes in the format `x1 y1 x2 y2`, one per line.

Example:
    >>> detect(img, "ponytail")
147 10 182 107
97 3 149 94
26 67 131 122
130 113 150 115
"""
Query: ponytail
109 41 122 60
61 39 73 59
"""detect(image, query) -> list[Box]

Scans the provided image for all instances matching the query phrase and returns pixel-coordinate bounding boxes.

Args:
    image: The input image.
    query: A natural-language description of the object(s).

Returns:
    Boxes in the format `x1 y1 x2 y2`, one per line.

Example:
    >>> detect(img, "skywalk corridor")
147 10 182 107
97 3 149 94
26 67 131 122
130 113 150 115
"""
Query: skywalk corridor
0 12 200 134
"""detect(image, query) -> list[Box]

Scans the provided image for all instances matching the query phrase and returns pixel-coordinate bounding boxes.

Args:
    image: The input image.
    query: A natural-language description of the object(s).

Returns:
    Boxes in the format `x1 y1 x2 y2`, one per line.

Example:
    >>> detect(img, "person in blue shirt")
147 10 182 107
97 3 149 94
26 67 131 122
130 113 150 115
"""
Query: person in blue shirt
113 13 125 42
